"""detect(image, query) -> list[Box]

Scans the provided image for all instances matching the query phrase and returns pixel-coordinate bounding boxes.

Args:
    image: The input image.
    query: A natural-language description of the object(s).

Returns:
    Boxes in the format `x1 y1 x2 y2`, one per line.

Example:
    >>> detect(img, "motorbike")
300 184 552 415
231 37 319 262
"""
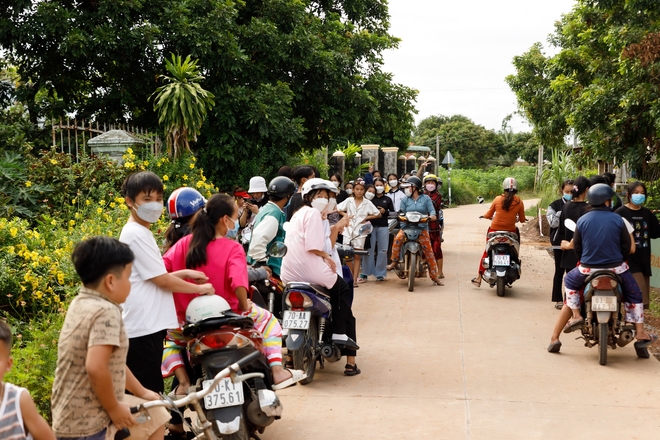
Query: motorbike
563 219 645 365
478 219 522 296
281 223 371 384
249 242 287 318
178 296 284 439
115 352 264 440
392 211 430 292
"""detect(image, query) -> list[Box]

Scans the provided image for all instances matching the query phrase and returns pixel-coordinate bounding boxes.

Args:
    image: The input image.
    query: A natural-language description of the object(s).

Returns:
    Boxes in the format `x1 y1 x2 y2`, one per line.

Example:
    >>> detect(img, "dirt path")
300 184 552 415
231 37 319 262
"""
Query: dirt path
267 201 660 439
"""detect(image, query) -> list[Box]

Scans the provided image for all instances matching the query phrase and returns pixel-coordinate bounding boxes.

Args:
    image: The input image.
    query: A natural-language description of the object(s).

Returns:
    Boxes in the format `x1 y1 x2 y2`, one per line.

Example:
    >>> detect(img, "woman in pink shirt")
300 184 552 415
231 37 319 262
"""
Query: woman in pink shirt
163 194 305 389
281 179 360 376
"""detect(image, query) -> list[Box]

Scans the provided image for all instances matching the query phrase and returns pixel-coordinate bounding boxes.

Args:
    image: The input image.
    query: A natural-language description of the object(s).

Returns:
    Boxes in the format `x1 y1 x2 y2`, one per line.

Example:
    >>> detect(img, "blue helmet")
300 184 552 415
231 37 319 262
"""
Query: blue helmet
167 187 206 219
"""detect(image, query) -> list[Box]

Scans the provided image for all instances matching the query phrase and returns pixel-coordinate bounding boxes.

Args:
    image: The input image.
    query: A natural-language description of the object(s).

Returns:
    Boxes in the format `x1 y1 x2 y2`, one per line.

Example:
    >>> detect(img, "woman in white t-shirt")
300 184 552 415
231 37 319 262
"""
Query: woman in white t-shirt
281 178 361 376
336 182 381 286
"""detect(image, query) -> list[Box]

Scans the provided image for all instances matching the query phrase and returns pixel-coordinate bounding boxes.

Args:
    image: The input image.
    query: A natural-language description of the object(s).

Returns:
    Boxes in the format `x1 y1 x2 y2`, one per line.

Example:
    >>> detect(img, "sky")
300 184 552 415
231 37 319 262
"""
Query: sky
382 0 577 134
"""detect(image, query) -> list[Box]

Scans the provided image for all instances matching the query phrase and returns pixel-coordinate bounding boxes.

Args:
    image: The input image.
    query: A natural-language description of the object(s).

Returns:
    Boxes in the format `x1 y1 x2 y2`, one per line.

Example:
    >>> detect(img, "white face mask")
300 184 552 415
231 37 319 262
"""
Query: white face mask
311 198 329 213
365 192 375 200
389 179 398 188
133 201 163 223
376 186 385 194
404 188 412 197
426 184 436 192
346 189 353 195
331 181 340 188
325 198 337 212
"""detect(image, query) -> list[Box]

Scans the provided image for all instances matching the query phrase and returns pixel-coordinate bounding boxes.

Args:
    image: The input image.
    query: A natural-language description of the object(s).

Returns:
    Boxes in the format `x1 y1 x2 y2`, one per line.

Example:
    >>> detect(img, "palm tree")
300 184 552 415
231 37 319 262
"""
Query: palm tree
150 54 215 158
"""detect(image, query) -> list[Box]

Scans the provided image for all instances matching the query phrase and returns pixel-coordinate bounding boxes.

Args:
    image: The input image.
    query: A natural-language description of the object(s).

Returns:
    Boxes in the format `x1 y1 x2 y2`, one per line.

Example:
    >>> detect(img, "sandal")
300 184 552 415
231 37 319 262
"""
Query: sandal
563 317 584 334
356 277 367 284
432 279 444 286
547 340 562 353
634 333 658 348
272 368 307 390
471 277 481 287
344 364 361 376
554 302 563 310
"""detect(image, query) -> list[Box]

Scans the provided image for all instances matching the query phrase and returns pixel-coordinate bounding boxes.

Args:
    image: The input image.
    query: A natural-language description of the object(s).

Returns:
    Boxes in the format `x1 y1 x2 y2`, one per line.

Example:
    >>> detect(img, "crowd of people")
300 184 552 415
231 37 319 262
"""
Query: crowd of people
0 161 451 440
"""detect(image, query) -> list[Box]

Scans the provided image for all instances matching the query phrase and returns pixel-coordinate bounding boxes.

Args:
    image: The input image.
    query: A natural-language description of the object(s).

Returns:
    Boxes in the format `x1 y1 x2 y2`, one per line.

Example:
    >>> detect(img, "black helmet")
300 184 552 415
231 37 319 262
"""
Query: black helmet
405 176 423 190
267 176 295 199
587 183 614 206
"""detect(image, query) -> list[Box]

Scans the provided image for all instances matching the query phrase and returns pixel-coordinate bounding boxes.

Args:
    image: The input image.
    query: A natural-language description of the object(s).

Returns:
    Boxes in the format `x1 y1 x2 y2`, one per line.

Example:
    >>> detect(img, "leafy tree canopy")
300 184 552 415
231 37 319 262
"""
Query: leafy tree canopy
411 114 544 168
506 0 660 173
0 0 417 187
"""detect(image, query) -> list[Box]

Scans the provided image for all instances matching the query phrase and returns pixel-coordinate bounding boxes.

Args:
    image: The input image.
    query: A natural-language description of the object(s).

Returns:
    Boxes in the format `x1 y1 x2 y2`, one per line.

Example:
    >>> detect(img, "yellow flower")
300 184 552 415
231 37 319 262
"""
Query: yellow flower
126 148 134 154
69 220 75 227
182 174 188 181
191 156 196 162
9 227 17 238
7 246 14 254
143 161 149 166
50 159 57 165
50 220 57 226
196 181 204 188
71 198 77 204
86 199 91 206
163 184 167 190
75 212 82 219
99 200 105 205
162 175 169 181
96 207 103 214
119 204 128 211
115 197 125 204
110 202 116 208
189 163 195 169
25 181 32 187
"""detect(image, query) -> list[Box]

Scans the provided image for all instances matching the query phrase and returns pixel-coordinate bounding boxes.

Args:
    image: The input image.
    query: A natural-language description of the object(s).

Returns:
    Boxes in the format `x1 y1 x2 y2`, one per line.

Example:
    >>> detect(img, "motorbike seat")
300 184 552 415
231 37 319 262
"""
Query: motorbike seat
286 282 332 299
182 313 255 337
584 270 622 285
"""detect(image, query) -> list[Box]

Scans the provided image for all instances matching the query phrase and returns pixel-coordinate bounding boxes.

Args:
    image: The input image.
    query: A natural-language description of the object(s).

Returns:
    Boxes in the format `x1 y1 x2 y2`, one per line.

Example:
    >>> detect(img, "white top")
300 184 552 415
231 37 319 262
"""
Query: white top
119 222 178 338
248 204 281 262
336 197 380 249
0 383 33 440
323 219 343 277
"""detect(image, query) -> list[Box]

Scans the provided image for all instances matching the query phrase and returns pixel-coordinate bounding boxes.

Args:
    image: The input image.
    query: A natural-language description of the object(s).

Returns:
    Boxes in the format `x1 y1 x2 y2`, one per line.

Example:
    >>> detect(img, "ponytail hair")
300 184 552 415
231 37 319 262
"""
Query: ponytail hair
163 217 192 252
502 190 517 211
571 176 590 198
186 194 236 268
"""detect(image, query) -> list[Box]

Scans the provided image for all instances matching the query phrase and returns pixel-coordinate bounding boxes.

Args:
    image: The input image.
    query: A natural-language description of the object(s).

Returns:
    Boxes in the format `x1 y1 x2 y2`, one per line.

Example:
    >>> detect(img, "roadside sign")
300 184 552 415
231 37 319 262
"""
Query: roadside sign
442 151 455 165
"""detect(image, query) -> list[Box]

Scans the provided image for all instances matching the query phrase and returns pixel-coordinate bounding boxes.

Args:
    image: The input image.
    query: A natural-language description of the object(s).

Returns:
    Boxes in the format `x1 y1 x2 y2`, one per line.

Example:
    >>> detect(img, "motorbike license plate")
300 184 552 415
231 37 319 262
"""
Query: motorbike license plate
591 296 617 312
202 378 244 409
282 311 311 330
492 255 510 266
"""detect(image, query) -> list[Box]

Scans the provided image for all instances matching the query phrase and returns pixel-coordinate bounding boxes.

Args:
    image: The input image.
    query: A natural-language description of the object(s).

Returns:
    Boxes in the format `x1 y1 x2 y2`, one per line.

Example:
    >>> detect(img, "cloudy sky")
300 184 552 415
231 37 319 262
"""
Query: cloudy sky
382 0 577 133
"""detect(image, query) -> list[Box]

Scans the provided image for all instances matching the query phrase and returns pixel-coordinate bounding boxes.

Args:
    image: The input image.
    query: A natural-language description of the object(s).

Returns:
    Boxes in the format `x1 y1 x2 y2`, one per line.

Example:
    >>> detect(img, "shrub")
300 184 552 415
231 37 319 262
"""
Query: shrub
435 166 536 205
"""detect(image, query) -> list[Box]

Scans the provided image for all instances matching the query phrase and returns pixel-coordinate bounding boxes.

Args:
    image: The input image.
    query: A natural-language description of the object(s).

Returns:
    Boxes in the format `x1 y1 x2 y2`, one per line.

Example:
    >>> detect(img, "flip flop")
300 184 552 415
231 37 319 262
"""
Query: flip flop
634 343 650 359
554 302 563 310
634 333 658 349
471 278 481 287
563 317 584 334
547 340 562 353
271 369 307 390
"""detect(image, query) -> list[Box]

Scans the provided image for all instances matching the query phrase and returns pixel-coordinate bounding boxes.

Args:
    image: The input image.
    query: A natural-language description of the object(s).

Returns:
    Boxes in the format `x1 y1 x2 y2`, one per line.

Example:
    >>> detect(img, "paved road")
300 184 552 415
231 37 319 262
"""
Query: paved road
267 201 660 440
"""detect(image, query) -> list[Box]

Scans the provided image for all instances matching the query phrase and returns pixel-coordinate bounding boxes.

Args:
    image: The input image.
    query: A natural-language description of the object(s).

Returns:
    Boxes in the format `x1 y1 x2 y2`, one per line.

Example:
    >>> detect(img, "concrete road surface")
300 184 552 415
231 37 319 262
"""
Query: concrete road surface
267 201 660 440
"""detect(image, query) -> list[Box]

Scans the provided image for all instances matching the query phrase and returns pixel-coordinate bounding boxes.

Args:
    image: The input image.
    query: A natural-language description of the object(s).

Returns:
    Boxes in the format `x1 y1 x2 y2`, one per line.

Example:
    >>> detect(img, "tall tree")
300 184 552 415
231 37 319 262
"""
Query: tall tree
506 1 660 173
0 0 417 187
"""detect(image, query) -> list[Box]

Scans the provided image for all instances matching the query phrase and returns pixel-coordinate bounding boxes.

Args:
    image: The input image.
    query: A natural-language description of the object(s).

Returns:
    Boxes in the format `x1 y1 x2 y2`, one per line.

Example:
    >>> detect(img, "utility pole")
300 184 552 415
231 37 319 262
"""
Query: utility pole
536 144 544 191
436 135 440 175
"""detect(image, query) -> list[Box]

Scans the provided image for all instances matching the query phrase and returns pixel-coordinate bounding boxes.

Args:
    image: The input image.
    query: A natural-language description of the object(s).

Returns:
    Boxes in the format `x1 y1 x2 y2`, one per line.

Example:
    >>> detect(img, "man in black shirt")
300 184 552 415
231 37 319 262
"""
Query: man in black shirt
285 166 315 221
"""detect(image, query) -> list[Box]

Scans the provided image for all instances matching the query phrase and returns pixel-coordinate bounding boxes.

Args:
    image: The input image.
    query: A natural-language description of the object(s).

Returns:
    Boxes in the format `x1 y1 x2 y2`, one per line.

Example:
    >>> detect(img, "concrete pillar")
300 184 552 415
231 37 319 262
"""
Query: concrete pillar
398 155 407 177
381 147 398 178
407 155 417 173
360 144 380 171
331 150 346 181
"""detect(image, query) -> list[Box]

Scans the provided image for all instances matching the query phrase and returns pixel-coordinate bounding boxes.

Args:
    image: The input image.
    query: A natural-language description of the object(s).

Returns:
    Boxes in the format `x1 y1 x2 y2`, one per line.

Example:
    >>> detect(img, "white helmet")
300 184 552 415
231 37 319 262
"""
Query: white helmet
502 177 518 192
186 295 231 324
301 178 337 196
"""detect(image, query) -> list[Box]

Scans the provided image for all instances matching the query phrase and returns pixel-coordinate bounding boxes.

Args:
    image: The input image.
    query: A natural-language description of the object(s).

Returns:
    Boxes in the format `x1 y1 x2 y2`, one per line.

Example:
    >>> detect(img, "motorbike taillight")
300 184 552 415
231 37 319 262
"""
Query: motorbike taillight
189 330 253 356
591 277 618 290
285 291 313 309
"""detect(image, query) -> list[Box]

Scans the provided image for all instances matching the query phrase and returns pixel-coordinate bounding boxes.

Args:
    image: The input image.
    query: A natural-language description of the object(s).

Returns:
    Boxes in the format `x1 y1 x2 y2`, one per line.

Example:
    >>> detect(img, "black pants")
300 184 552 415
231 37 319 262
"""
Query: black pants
126 330 167 393
329 274 357 356
552 249 568 303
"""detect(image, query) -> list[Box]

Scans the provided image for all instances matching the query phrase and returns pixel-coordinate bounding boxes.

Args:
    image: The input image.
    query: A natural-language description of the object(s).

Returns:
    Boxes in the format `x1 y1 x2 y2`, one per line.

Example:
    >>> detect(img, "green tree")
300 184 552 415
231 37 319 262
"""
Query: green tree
150 54 215 158
412 115 504 168
0 0 417 188
506 1 660 174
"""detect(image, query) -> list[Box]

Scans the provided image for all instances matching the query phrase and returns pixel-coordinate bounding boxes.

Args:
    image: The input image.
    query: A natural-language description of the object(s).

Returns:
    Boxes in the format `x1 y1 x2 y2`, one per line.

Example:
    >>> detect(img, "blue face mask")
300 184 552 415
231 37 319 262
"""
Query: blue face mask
225 217 239 239
631 194 646 205
563 193 573 201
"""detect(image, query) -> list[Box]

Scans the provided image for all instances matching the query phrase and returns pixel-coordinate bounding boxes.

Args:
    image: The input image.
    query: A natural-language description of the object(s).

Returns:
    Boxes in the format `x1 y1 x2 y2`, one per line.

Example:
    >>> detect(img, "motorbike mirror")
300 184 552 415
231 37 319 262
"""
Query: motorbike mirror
357 223 373 236
564 218 576 232
266 242 287 258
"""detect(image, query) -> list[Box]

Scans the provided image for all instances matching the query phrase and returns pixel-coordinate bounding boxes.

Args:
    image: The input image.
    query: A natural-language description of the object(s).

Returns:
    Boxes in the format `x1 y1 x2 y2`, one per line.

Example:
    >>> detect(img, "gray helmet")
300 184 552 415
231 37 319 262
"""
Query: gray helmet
404 176 423 191
587 183 614 206
267 176 295 199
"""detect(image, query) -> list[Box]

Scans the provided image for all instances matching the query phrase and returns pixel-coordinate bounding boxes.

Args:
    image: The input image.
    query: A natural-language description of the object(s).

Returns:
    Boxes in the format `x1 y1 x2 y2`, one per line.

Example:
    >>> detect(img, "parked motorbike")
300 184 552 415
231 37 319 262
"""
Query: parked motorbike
563 218 644 365
281 223 371 384
115 351 264 440
391 211 430 292
249 242 287 318
180 295 284 439
479 225 521 297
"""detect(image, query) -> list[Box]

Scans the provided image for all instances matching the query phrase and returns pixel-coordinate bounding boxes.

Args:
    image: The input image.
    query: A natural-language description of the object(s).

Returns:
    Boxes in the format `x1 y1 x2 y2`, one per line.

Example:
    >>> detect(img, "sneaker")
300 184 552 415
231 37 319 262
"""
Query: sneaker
376 276 385 281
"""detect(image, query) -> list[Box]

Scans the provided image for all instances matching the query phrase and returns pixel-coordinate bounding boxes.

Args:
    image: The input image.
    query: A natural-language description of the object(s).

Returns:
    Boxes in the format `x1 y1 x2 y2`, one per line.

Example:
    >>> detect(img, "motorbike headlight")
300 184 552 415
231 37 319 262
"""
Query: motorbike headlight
406 213 421 222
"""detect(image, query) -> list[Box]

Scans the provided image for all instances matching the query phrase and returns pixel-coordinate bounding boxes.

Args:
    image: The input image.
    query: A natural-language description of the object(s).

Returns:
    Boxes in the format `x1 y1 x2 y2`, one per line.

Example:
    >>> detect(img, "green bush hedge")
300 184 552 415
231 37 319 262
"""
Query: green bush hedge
435 166 536 205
